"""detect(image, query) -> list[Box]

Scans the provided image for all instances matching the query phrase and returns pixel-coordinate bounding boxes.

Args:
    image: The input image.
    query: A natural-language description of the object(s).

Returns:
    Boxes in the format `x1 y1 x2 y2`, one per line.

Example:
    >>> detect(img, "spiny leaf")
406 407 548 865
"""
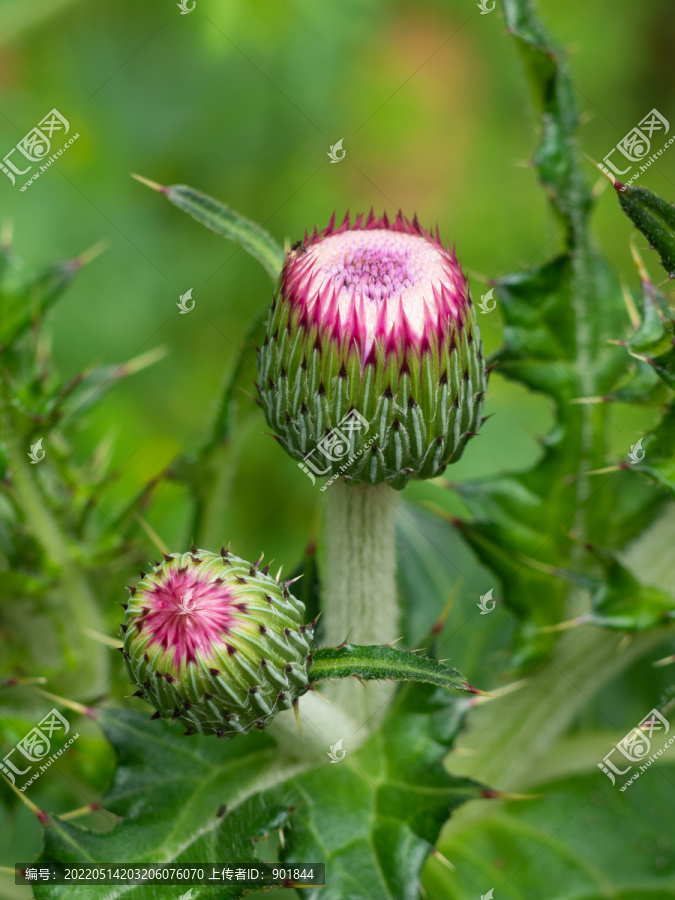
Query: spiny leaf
133 175 285 280
0 259 78 348
34 708 291 899
281 682 487 900
614 182 675 277
435 764 675 898
309 643 484 695
582 545 675 631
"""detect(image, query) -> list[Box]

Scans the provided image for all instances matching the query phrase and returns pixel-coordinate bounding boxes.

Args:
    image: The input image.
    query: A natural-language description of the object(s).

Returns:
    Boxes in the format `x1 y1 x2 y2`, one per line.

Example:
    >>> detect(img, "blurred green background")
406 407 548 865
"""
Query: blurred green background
1 0 675 893
1 0 674 569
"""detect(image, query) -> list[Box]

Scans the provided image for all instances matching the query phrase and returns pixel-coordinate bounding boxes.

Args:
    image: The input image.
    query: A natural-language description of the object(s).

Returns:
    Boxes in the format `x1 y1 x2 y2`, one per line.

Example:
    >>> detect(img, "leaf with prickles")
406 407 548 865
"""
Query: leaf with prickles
581 544 675 631
613 181 675 278
132 175 285 279
0 259 79 348
635 403 675 499
33 708 291 900
54 346 169 425
280 681 489 900
308 643 489 695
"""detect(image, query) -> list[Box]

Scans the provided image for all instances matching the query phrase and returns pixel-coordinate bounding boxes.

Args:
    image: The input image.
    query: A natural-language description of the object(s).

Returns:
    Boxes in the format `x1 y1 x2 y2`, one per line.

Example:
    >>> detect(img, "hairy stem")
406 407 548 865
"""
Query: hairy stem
2 421 109 694
322 481 399 646
320 481 399 725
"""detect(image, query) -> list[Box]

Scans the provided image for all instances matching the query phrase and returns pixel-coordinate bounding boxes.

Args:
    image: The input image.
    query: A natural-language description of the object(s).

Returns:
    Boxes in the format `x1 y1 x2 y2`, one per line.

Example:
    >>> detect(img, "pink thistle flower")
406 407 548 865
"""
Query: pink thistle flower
122 549 313 737
258 211 487 489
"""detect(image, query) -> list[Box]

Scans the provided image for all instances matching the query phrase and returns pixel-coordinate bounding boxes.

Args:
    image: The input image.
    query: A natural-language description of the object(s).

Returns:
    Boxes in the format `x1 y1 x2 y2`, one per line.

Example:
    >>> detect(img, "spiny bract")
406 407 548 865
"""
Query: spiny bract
257 211 487 490
121 548 313 737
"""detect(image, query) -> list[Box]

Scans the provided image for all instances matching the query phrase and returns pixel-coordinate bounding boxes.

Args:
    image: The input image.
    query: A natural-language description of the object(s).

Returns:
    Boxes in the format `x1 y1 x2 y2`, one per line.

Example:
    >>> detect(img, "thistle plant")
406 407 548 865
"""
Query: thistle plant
4 1 675 899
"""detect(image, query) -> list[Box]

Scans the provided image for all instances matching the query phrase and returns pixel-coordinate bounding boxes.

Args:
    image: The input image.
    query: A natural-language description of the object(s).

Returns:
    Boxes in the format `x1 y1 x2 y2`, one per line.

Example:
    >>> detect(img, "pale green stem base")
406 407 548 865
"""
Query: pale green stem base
320 481 400 729
3 425 109 695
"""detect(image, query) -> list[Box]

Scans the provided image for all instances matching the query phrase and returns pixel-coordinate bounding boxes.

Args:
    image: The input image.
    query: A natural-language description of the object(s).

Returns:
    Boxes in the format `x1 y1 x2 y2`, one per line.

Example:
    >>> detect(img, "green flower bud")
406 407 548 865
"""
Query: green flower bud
122 548 313 737
257 211 486 489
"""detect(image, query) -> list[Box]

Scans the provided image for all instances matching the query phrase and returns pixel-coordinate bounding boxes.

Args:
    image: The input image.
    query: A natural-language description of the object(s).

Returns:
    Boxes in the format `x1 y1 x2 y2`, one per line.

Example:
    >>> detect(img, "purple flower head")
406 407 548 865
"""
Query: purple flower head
281 211 470 366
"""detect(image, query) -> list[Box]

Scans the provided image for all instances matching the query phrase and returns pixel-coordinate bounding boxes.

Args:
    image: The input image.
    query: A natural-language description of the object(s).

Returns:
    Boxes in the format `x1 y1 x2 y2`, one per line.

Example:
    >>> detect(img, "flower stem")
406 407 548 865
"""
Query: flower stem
320 481 399 724
322 481 399 647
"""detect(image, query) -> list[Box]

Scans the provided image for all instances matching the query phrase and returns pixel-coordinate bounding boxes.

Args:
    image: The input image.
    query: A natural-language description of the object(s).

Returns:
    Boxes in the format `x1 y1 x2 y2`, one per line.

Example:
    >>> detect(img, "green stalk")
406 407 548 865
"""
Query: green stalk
322 481 399 646
320 481 399 723
2 422 109 694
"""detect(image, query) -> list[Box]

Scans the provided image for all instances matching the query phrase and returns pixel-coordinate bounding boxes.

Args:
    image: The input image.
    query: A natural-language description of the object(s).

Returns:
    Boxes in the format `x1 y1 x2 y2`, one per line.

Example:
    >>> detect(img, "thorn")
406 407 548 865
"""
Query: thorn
70 239 108 270
569 396 610 405
430 847 455 871
83 628 123 649
463 683 499 698
57 802 101 820
537 617 584 633
292 697 302 737
336 629 353 649
0 220 13 251
190 542 197 554
353 673 367 690
480 788 542 801
130 172 168 194
0 774 49 822
429 580 462 645
0 676 47 688
653 654 675 668
32 688 98 718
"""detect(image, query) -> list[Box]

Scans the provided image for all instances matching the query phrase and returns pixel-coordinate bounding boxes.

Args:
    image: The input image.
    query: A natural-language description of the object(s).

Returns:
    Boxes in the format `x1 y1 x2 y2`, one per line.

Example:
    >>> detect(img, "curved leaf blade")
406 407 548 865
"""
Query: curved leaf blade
133 175 285 279
309 643 485 695
615 182 675 277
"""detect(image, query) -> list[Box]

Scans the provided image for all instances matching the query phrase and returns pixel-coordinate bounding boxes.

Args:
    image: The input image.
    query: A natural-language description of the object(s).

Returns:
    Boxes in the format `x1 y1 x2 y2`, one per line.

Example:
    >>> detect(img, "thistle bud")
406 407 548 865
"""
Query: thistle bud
257 212 486 489
122 549 312 737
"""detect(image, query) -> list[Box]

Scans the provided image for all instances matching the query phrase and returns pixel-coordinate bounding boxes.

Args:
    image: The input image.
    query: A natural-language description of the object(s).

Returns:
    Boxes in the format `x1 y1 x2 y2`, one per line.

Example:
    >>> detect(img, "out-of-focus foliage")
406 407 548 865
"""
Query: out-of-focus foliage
2 0 675 898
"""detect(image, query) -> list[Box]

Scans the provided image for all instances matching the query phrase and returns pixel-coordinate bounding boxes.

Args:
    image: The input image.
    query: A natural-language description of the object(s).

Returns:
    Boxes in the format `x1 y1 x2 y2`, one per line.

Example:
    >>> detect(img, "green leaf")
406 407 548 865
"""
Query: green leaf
437 0 667 661
635 404 675 499
584 546 675 631
0 259 77 347
134 176 285 280
309 644 482 695
34 708 294 899
281 682 487 900
615 182 675 277
431 765 675 899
